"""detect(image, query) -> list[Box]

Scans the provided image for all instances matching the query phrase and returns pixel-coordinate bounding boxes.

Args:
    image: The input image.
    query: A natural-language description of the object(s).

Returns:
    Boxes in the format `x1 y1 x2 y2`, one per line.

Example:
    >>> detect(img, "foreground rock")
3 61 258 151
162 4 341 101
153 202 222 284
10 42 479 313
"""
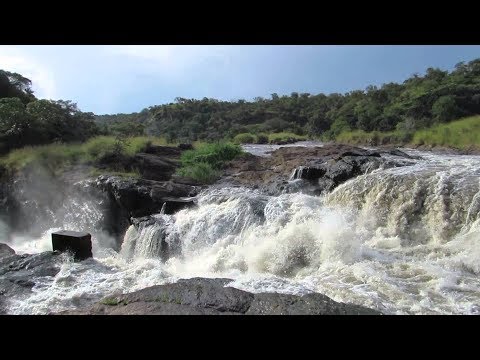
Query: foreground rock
221 144 417 195
0 245 62 314
58 277 381 315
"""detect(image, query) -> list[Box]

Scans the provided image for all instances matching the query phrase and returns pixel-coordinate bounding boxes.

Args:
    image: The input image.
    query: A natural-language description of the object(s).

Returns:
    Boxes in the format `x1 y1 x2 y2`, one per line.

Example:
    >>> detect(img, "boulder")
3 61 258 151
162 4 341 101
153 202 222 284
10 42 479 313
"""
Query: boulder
133 153 179 181
95 176 199 219
0 243 15 258
0 250 63 314
57 277 382 315
51 230 93 261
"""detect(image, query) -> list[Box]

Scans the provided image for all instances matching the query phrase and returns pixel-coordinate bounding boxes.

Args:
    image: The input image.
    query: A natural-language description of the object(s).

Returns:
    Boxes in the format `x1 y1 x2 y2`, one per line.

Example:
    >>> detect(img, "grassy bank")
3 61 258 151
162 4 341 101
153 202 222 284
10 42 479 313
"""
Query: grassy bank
335 130 411 146
0 136 174 174
336 116 480 150
176 142 243 184
232 132 307 144
411 116 480 149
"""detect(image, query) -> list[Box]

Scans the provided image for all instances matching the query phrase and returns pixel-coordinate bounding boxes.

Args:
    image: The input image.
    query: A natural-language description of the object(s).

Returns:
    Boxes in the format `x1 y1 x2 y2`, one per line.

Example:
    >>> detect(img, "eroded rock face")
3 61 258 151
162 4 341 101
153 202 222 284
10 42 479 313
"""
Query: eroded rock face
94 176 199 219
221 144 416 195
57 277 381 315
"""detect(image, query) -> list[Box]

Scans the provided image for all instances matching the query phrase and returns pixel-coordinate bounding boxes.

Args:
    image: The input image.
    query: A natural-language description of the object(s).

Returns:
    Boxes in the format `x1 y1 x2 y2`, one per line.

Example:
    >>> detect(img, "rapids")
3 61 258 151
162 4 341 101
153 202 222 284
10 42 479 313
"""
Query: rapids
3 145 480 315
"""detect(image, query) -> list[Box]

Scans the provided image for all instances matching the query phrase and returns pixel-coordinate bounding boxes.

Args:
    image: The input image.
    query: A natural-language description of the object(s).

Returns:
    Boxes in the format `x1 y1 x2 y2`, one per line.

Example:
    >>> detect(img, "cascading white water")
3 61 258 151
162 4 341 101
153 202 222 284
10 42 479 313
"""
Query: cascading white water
6 148 480 315
3 178 117 255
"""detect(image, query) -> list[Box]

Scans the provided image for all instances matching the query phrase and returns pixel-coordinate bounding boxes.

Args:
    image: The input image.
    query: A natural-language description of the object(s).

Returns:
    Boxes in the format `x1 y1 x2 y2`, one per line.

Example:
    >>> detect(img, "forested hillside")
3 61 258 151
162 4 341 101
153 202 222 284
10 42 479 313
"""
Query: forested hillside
0 70 98 154
2 58 480 152
100 58 480 142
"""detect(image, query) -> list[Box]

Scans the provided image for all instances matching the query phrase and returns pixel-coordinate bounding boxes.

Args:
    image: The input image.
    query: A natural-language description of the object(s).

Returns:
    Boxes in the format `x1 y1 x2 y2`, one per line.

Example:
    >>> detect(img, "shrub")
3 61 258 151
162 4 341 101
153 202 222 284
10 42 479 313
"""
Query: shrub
233 133 256 144
177 162 219 184
181 142 243 169
177 142 243 183
256 134 269 144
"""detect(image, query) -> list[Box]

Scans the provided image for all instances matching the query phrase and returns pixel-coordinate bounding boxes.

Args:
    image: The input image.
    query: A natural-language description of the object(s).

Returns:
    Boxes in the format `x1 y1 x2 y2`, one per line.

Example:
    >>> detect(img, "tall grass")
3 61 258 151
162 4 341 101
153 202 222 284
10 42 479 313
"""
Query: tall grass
411 116 480 149
336 130 411 146
0 136 173 174
233 133 257 144
232 132 307 144
177 142 243 184
336 116 480 150
268 132 307 143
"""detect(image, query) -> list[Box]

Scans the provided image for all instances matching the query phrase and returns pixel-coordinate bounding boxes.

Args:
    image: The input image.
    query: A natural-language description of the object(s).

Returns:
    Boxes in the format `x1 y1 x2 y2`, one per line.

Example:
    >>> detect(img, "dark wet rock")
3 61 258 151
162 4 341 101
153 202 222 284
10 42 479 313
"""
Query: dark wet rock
162 197 197 214
0 248 62 313
95 176 199 219
0 243 15 258
0 251 61 278
58 277 381 315
145 145 183 157
133 153 179 181
378 148 422 160
246 292 380 315
178 143 194 150
51 230 93 261
221 144 415 196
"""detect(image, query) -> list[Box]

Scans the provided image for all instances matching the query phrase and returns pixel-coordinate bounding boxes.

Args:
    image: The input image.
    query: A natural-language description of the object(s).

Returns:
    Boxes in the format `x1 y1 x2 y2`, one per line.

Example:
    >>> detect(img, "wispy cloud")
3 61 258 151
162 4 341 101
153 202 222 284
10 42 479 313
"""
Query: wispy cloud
105 45 237 79
0 46 57 100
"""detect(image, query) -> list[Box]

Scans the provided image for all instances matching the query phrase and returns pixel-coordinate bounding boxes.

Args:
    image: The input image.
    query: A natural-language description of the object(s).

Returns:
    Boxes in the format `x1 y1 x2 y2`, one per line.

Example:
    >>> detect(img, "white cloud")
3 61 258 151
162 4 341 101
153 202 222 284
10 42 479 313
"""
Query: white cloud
105 45 237 79
0 46 57 99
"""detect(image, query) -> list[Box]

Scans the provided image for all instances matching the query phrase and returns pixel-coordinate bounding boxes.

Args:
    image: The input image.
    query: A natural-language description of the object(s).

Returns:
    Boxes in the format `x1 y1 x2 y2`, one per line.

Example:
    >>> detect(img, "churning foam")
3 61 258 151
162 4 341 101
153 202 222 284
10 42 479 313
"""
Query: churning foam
6 149 480 314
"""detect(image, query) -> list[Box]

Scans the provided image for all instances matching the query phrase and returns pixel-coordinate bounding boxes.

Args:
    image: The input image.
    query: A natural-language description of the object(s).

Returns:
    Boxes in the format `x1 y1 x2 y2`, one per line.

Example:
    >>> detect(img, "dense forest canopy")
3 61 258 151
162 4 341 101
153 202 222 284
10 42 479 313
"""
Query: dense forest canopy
97 58 480 142
0 70 98 154
1 58 480 153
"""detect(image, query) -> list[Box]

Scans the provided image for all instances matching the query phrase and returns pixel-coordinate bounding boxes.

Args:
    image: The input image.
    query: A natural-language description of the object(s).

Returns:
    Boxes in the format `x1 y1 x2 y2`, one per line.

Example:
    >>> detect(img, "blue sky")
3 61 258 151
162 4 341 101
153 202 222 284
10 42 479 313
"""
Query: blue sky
1 45 479 114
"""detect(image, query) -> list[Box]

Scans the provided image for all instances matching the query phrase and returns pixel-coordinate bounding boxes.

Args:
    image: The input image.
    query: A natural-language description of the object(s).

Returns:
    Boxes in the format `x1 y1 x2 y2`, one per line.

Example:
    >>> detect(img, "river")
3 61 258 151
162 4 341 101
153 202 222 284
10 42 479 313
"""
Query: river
3 142 480 314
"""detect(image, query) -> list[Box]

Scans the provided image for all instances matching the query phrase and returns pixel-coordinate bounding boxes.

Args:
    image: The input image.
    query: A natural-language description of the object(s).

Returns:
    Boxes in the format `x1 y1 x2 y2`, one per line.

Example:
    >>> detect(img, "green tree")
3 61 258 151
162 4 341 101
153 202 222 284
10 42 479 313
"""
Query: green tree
431 95 461 122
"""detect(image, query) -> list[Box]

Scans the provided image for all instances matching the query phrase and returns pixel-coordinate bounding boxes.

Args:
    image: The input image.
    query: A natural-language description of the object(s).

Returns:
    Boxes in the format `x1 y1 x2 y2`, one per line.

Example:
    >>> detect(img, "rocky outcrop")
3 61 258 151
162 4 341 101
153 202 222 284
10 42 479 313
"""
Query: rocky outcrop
133 153 179 181
57 277 381 315
94 176 199 219
0 243 15 258
0 245 62 314
221 144 417 195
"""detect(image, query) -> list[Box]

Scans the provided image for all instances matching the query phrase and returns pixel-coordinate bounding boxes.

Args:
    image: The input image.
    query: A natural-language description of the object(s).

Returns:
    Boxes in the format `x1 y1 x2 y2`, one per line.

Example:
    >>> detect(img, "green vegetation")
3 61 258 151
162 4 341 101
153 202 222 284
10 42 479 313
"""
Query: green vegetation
101 297 128 306
177 142 243 184
233 133 257 144
107 58 478 143
0 136 166 174
411 115 480 149
0 72 98 154
335 130 411 146
337 115 480 150
2 57 480 166
268 132 307 144
233 132 306 144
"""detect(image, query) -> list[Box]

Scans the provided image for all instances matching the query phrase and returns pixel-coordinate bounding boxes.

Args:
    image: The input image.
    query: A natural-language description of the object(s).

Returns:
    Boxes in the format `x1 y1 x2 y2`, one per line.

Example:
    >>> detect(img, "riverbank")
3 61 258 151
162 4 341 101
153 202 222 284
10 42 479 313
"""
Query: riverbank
333 115 480 155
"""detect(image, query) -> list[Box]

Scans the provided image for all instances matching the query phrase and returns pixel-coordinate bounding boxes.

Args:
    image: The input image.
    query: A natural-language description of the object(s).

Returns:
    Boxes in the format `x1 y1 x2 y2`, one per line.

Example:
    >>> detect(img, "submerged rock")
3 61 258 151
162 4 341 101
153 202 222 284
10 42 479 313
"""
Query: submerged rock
58 277 381 315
